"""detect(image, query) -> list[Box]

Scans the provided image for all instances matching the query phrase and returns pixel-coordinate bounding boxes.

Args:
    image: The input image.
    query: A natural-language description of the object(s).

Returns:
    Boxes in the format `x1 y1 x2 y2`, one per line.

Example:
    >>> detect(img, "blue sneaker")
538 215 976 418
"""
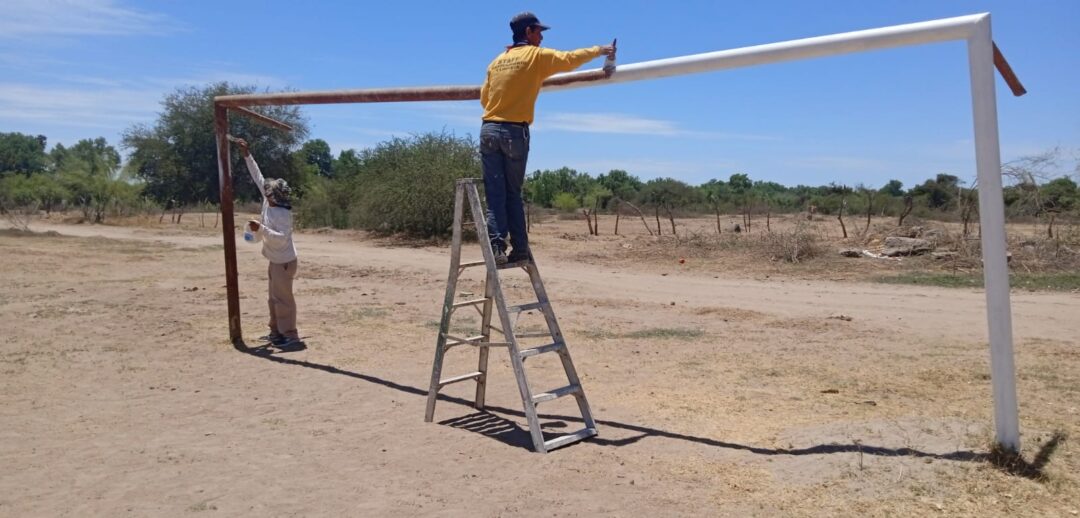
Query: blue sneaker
275 337 306 351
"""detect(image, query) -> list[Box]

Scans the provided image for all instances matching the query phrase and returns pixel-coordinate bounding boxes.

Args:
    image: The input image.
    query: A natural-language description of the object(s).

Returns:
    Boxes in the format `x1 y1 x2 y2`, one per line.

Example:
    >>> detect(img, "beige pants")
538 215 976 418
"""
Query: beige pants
268 259 299 338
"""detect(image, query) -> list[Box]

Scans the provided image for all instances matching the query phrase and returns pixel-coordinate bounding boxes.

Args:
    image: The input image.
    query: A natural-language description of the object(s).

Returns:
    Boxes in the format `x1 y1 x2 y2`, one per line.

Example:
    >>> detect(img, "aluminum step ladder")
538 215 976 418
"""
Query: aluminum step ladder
424 178 597 453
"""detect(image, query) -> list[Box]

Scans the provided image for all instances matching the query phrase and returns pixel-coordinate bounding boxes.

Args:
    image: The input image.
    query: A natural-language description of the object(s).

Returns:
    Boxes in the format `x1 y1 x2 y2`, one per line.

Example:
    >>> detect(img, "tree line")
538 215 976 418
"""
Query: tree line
2 82 1077 238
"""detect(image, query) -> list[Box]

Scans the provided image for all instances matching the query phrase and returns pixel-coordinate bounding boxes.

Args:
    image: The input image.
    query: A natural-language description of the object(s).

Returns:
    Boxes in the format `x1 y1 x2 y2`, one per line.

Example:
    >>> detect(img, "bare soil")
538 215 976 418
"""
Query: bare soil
1 212 1077 517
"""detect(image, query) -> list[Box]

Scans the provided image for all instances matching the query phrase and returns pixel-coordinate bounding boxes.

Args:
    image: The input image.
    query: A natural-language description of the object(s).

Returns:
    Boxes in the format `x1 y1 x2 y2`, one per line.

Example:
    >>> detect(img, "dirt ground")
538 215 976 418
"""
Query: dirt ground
1 212 1078 517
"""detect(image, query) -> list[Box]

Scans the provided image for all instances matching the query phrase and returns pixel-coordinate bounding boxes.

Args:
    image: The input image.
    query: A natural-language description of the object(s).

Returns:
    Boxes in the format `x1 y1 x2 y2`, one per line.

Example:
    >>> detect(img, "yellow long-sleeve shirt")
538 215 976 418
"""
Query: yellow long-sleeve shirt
481 45 603 125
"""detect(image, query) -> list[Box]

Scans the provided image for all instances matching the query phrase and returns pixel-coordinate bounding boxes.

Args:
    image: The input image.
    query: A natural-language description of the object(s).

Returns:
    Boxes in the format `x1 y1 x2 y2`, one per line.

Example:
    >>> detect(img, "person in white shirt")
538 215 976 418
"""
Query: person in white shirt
235 138 303 350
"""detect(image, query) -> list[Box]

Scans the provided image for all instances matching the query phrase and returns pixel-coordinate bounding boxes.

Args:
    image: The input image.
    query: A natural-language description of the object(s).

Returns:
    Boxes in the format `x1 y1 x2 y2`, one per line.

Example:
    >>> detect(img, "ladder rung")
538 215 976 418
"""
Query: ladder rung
452 298 489 309
532 384 581 404
444 335 510 348
515 331 551 338
520 342 563 358
459 260 486 269
508 301 544 313
438 371 484 388
497 259 531 270
543 428 597 451
444 334 485 347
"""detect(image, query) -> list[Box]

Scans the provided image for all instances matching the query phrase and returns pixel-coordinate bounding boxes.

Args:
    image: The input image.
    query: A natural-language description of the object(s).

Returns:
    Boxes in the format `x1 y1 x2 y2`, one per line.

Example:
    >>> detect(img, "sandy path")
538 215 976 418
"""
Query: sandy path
3 221 1077 517
31 221 1080 345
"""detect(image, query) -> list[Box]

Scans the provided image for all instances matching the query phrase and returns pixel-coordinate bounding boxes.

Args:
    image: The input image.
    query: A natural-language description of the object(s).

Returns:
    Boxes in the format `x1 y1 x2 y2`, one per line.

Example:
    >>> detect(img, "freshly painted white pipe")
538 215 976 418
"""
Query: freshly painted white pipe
545 14 984 92
967 14 1021 453
548 12 1022 453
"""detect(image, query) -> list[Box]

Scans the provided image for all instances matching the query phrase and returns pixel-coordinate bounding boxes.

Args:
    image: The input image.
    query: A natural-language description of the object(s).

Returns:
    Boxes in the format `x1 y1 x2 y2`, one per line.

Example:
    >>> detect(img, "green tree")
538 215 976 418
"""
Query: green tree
0 132 48 175
49 137 122 182
879 179 904 197
728 172 752 193
551 192 579 212
639 177 699 236
700 179 730 234
298 139 333 178
345 131 480 237
727 173 754 231
333 149 362 179
0 174 36 207
122 82 309 207
64 137 121 178
911 173 959 210
26 174 70 214
1042 177 1078 213
526 167 582 207
580 185 612 235
596 169 642 202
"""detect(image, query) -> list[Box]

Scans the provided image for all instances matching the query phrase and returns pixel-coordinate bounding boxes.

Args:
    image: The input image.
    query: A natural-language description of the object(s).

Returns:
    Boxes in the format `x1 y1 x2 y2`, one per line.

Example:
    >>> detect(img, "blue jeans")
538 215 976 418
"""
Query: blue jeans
480 121 530 254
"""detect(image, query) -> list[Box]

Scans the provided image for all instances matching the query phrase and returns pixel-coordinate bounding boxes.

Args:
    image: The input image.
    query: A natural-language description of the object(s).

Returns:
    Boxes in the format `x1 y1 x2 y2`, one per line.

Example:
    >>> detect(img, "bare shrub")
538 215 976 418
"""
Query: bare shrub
929 224 1080 274
2 201 38 232
1010 235 1080 273
675 223 823 263
758 222 824 263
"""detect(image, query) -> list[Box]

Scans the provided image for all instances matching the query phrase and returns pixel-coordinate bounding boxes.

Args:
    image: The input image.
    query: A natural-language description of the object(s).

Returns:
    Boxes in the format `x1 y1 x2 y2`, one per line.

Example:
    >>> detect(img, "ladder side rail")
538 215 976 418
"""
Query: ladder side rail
464 182 548 452
525 262 598 431
425 182 467 422
475 266 496 409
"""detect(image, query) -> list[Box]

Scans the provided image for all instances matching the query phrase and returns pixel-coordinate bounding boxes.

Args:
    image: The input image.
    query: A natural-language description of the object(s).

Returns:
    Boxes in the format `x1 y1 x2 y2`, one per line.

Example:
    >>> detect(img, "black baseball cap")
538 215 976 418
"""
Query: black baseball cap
510 12 550 33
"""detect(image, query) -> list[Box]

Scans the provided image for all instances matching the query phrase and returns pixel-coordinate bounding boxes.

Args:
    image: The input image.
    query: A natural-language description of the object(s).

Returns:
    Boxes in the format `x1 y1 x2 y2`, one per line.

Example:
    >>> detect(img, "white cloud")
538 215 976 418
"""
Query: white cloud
0 0 179 39
539 112 679 135
408 102 482 125
0 83 161 129
536 112 778 141
0 66 292 135
145 71 289 90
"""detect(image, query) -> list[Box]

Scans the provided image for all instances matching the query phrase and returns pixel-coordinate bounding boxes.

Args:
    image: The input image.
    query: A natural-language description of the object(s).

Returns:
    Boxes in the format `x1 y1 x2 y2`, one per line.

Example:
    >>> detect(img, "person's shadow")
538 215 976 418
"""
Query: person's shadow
233 339 1064 479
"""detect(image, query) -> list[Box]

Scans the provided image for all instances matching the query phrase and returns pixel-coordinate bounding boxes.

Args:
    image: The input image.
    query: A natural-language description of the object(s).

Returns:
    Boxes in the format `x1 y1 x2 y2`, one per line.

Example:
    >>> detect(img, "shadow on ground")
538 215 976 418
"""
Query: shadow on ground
234 339 1062 479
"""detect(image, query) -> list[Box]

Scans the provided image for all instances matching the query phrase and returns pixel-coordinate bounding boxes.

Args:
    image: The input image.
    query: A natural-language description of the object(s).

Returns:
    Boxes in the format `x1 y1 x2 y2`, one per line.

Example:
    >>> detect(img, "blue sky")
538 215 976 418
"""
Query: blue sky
1 0 1077 189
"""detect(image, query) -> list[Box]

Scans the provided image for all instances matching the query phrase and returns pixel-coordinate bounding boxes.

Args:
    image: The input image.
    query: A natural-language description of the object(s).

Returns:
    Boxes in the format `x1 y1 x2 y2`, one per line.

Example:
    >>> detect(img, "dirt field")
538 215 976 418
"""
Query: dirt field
1 212 1078 517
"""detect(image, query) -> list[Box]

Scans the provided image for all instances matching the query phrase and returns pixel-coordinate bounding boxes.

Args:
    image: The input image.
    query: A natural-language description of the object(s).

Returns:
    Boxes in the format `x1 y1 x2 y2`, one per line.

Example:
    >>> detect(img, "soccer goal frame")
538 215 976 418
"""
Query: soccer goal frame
214 13 1027 452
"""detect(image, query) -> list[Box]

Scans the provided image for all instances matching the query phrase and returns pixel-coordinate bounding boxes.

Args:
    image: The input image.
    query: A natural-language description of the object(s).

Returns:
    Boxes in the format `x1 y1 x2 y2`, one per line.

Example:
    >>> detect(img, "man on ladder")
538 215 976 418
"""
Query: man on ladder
480 11 616 265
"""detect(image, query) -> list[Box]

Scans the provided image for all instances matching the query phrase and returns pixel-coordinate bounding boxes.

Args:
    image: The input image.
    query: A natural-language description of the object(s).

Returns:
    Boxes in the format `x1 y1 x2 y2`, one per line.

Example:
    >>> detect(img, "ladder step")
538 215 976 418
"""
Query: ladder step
532 384 581 404
459 260 486 269
452 298 489 309
543 428 597 451
520 342 564 358
444 335 508 348
444 334 486 347
508 301 544 313
438 371 484 388
496 259 532 270
515 331 552 338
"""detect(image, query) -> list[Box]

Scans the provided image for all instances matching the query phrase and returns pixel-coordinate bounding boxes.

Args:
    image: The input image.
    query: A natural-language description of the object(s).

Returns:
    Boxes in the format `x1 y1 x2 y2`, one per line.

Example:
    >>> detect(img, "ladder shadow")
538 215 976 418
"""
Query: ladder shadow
232 340 1061 477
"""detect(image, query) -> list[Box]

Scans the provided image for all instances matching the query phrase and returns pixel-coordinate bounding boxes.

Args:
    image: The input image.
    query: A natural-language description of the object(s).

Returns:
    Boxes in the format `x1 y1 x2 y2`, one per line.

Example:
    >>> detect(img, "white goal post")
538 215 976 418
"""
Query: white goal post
215 13 1025 452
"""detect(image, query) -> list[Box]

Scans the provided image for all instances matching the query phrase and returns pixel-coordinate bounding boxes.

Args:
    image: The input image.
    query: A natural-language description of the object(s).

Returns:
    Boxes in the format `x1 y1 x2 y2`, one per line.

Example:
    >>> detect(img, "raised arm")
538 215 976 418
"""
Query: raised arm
234 138 266 197
538 43 615 76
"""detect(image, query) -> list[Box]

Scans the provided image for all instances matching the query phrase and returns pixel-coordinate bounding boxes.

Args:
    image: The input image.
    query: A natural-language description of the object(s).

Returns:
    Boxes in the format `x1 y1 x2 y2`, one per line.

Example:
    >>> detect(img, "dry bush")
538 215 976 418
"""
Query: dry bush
919 221 1080 274
2 202 38 232
1009 235 1080 273
757 222 825 263
669 222 824 263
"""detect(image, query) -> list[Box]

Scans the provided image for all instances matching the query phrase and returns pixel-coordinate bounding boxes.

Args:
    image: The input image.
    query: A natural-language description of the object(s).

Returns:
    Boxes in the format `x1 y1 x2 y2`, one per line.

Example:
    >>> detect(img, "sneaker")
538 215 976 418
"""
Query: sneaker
259 333 285 343
493 248 509 265
275 337 306 351
507 249 532 264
